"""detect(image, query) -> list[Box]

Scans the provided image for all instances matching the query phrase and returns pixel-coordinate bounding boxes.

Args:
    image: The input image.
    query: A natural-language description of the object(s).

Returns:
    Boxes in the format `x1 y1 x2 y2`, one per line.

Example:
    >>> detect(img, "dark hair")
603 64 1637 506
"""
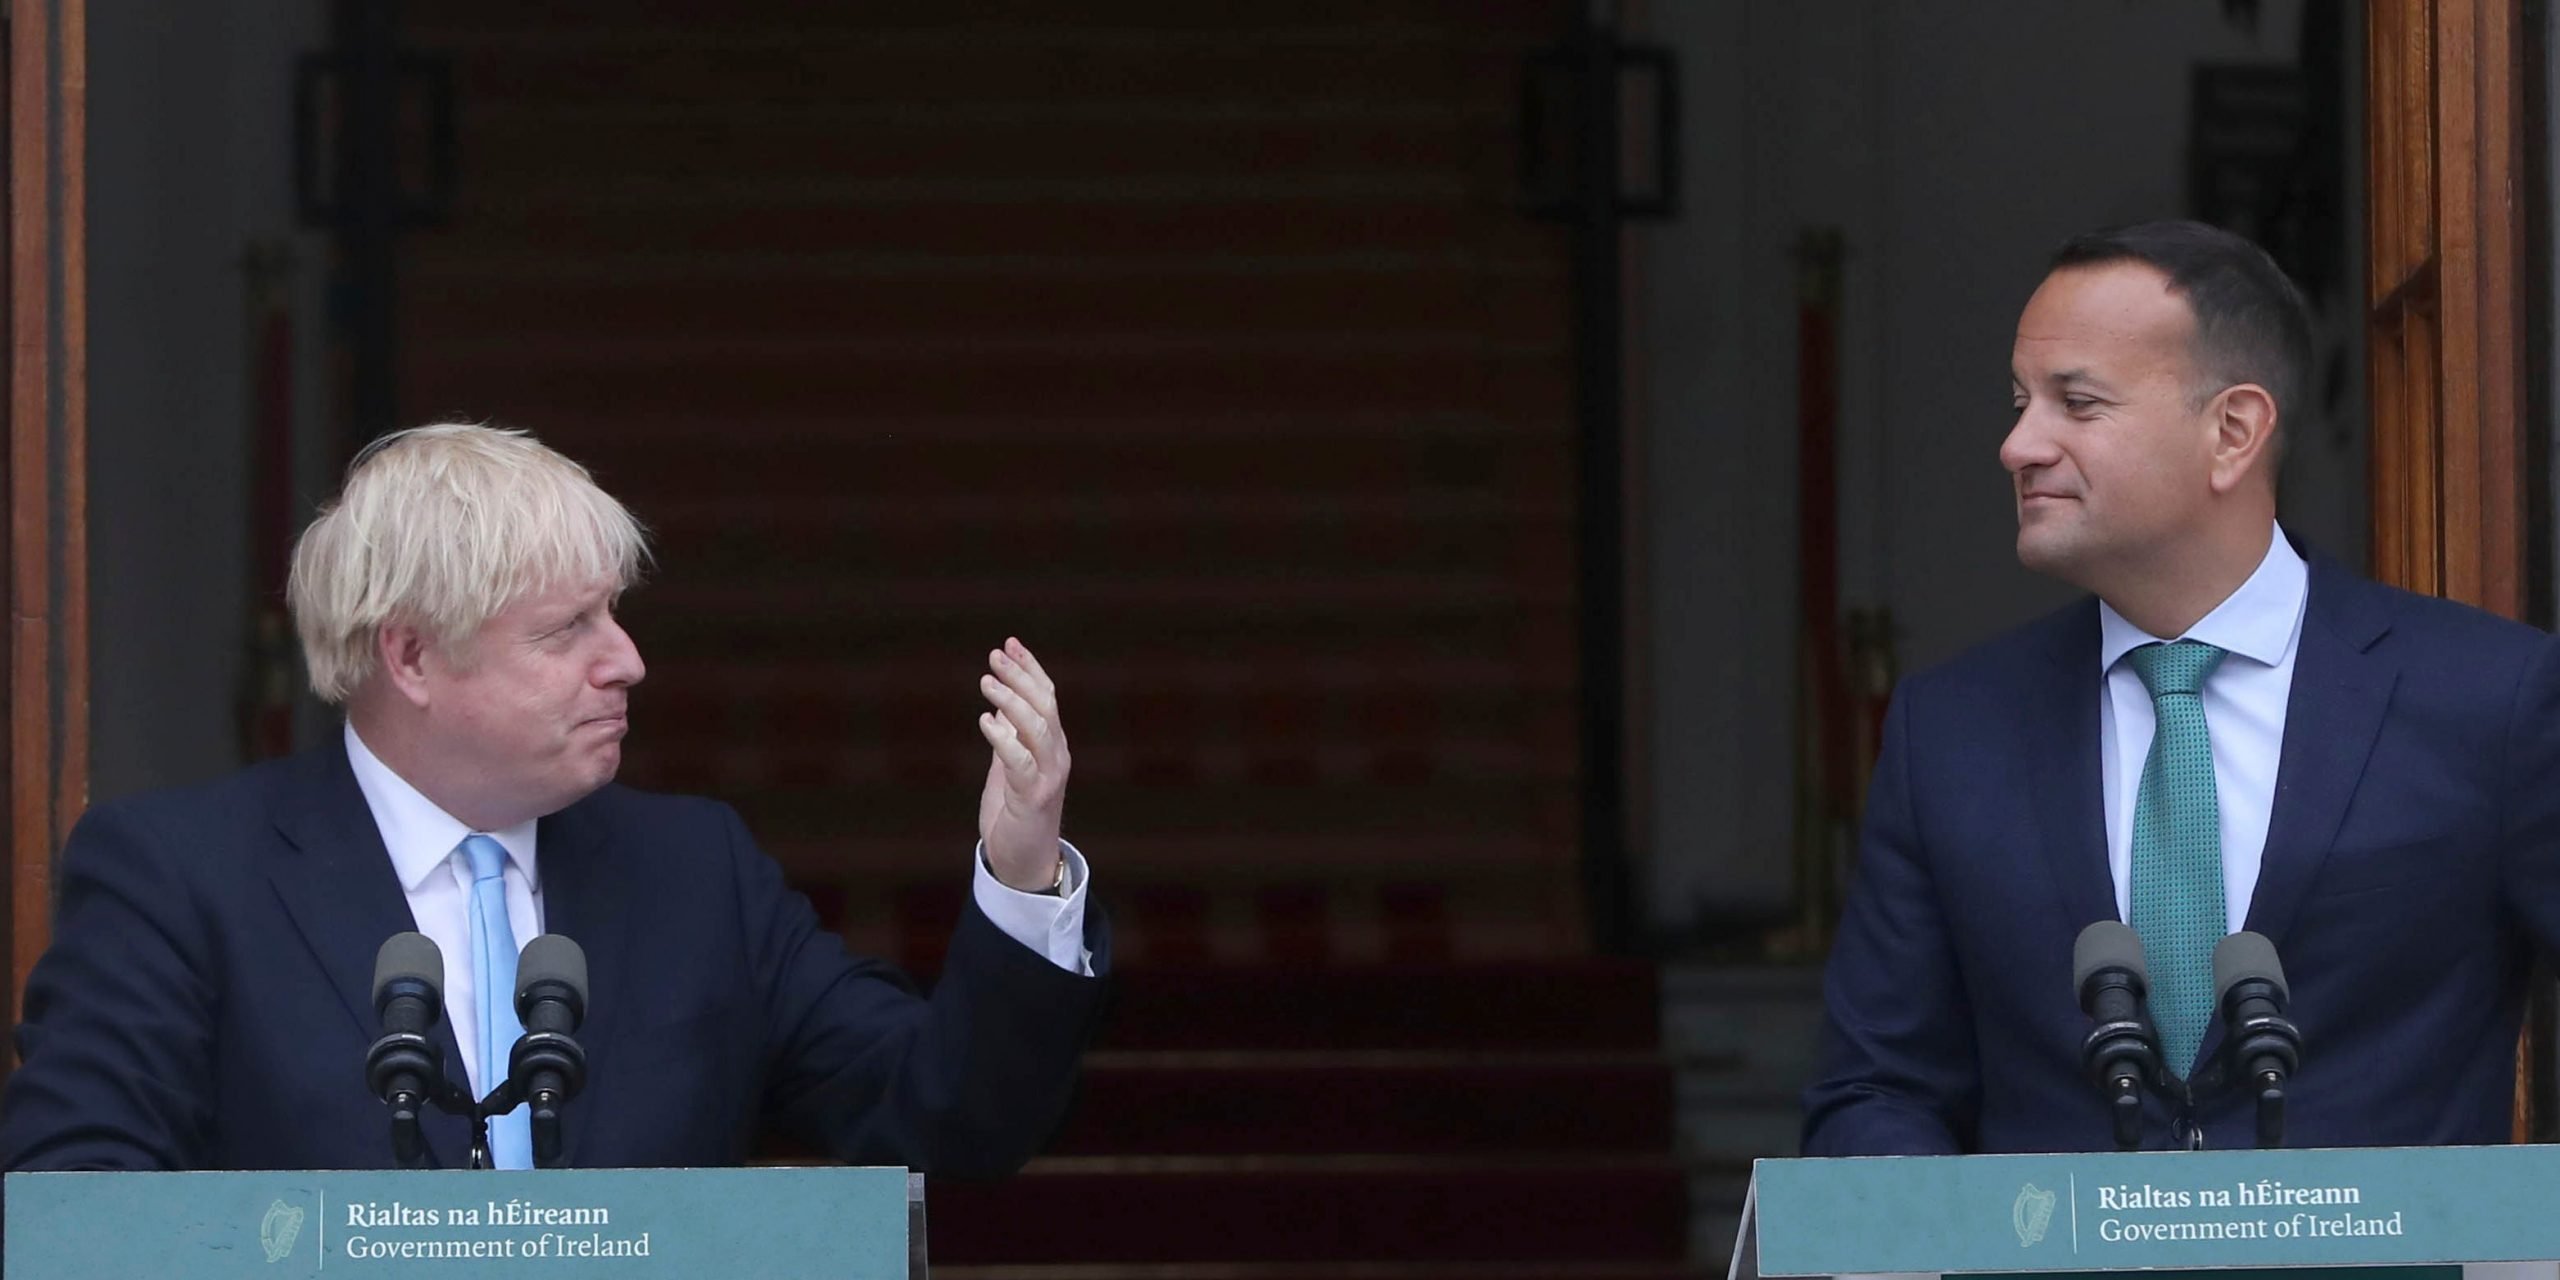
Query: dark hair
2048 220 2315 437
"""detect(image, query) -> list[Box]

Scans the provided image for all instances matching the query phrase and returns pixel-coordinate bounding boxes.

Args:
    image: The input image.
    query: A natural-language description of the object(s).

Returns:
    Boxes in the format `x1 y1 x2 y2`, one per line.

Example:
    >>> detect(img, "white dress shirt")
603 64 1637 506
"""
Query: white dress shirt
2096 523 2308 930
344 724 1093 1095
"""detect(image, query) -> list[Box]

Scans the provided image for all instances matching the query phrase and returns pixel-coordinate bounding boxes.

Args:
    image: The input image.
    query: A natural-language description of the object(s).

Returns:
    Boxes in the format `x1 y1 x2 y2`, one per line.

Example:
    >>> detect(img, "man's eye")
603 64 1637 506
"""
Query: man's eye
2064 397 2097 413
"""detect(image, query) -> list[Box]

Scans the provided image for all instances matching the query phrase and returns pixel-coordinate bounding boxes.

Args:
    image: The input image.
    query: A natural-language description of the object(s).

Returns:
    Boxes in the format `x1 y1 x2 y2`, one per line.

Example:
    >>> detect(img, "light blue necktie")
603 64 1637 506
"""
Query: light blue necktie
2124 640 2229 1078
462 834 533 1169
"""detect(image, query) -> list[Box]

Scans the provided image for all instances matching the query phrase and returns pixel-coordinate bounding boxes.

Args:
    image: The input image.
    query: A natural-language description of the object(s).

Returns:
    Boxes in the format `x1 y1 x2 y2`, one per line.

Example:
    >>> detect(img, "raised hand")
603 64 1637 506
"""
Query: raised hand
976 638 1072 891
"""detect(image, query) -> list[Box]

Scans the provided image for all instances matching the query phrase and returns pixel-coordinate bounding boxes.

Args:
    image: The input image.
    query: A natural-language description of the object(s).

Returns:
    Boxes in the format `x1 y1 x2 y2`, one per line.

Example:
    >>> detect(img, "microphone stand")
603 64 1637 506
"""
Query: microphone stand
2079 1008 2188 1150
2171 1043 2298 1150
2152 1072 2202 1151
366 1028 445 1170
2180 1014 2301 1148
387 1085 430 1170
2217 1017 2302 1148
509 1026 588 1168
421 1077 530 1170
2204 934 2303 1150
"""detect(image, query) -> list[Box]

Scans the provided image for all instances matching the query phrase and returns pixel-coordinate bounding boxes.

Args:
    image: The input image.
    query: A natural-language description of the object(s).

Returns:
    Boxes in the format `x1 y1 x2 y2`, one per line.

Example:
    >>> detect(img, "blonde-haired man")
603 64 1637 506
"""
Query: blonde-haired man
0 423 1104 1173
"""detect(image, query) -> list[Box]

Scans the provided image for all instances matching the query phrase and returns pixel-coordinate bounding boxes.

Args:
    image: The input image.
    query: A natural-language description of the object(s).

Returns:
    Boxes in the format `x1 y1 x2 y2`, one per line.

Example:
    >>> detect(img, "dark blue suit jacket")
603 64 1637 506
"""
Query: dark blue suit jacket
0 743 1110 1172
1803 554 2560 1153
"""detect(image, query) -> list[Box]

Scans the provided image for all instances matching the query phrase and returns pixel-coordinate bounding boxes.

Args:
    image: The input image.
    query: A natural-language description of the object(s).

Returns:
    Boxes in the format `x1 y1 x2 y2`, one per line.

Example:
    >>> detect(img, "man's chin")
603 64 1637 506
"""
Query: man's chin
554 749 623 807
2017 534 2120 603
2015 529 2081 579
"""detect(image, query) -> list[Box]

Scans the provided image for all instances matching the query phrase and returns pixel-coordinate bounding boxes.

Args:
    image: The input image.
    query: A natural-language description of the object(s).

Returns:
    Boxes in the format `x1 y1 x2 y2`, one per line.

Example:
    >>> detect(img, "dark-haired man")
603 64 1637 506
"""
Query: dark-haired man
1802 220 2560 1154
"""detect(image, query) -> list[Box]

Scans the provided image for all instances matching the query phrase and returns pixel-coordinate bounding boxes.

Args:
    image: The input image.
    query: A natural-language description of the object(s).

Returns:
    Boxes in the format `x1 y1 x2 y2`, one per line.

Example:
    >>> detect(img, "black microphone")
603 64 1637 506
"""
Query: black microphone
510 934 590 1167
2074 920 2164 1150
2213 930 2303 1148
366 933 447 1166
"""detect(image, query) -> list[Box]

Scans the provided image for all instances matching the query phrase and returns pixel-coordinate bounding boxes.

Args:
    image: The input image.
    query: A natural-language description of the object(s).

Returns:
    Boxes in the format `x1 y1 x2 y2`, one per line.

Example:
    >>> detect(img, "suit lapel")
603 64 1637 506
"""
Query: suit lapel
2240 558 2397 949
265 741 469 1168
2029 602 2121 931
535 791 626 1168
266 745 432 1031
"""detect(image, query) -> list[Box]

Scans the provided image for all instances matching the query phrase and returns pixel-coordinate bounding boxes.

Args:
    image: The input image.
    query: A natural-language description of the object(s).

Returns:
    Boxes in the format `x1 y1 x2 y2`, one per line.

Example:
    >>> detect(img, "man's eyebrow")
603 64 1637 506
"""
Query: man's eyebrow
2047 368 2117 392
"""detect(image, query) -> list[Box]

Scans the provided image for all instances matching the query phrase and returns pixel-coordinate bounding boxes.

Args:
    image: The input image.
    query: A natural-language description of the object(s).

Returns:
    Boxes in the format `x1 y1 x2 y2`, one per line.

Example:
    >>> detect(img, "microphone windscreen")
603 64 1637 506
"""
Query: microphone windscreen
2073 920 2149 994
2212 930 2288 1003
516 934 588 1006
373 932 444 1005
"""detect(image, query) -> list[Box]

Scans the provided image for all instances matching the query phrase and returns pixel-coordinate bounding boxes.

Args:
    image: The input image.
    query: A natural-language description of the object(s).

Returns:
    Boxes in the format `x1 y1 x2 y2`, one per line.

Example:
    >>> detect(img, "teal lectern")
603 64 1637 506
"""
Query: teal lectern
4 1165 922 1279
1732 1146 2560 1280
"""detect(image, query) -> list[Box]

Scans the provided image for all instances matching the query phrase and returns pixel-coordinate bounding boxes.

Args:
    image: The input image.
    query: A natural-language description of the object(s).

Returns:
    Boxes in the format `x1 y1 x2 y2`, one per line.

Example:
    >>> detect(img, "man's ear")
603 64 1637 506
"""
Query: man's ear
376 622 436 709
2207 382 2279 496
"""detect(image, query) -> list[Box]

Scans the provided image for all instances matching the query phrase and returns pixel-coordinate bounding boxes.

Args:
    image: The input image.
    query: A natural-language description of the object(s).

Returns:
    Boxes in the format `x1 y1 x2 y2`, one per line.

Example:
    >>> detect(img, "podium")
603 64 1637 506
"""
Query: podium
1731 1146 2560 1280
4 1165 924 1278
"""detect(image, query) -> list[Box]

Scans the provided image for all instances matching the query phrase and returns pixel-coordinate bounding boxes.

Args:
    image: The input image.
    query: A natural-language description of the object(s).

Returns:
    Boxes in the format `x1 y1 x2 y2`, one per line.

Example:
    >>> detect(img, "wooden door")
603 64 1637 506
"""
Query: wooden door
2366 0 2539 1136
2367 0 2529 614
2 0 89 1071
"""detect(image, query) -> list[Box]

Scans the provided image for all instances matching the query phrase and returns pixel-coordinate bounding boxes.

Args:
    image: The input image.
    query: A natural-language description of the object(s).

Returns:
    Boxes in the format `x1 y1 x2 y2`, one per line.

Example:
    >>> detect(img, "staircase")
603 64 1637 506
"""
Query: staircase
398 4 1587 961
929 962 1702 1278
390 3 1689 1273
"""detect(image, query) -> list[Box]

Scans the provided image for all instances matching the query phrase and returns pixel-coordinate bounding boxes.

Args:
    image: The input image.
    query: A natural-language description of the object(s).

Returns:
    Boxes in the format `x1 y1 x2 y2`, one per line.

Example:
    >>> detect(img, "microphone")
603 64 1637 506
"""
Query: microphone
510 934 590 1167
366 933 447 1166
2213 931 2303 1148
2074 921 2164 1150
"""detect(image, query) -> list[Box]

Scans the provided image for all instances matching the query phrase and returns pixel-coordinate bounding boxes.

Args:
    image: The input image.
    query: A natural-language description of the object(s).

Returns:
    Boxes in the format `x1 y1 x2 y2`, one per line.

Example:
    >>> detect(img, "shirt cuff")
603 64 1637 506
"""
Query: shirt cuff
972 839 1094 976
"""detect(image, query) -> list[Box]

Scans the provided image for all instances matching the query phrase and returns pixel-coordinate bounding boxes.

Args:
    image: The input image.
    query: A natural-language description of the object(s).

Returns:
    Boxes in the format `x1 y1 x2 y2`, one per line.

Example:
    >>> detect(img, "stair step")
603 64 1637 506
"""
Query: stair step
725 782 1572 850
410 197 1502 260
431 32 1483 114
1095 964 1659 1052
404 259 1561 346
615 603 1553 669
1684 1165 1757 1271
403 345 1569 428
1052 1051 1679 1156
736 836 1576 885
926 1155 1694 1265
636 649 1571 699
415 0 1540 35
414 3 1527 38
448 109 1470 191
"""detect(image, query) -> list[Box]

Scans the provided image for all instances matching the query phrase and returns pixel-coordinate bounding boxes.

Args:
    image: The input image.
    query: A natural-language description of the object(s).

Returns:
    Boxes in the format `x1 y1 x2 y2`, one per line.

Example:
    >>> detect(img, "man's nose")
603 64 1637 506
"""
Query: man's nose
1999 407 2058 475
597 617 646 688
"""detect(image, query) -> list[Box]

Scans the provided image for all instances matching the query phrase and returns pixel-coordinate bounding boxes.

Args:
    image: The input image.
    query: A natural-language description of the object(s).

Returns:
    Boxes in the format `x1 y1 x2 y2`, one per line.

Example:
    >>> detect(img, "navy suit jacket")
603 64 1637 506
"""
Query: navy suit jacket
1803 554 2560 1153
0 743 1110 1173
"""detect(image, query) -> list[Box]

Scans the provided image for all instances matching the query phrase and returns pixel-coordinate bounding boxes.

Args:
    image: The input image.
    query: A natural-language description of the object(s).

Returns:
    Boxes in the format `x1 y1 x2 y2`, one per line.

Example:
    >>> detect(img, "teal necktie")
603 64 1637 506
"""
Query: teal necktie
2124 640 2229 1077
462 834 533 1169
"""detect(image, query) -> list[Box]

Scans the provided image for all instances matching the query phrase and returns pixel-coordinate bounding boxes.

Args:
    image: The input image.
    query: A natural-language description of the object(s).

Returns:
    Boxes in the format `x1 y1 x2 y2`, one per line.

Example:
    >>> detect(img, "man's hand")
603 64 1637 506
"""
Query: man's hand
977 638 1071 891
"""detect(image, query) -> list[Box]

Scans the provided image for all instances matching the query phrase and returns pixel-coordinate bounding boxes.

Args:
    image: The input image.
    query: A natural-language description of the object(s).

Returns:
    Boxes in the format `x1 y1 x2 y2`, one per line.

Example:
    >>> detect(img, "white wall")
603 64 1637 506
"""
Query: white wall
88 1 330 802
1638 0 2362 925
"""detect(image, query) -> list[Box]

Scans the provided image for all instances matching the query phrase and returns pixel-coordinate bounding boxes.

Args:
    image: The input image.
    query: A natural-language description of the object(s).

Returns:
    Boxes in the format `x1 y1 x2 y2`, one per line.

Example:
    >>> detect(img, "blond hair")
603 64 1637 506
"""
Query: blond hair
287 423 651 703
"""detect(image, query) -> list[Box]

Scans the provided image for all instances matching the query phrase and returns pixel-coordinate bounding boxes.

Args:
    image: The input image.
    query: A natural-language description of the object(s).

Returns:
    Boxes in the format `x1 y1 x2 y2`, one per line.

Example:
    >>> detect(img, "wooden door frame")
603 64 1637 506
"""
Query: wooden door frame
2366 0 2546 1136
2368 0 2531 614
4 0 89 1071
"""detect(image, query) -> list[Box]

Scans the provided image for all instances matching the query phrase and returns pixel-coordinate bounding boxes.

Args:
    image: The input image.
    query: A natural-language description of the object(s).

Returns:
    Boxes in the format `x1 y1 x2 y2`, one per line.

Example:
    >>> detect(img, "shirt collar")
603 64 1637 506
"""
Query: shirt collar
2098 521 2309 675
344 722 540 894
